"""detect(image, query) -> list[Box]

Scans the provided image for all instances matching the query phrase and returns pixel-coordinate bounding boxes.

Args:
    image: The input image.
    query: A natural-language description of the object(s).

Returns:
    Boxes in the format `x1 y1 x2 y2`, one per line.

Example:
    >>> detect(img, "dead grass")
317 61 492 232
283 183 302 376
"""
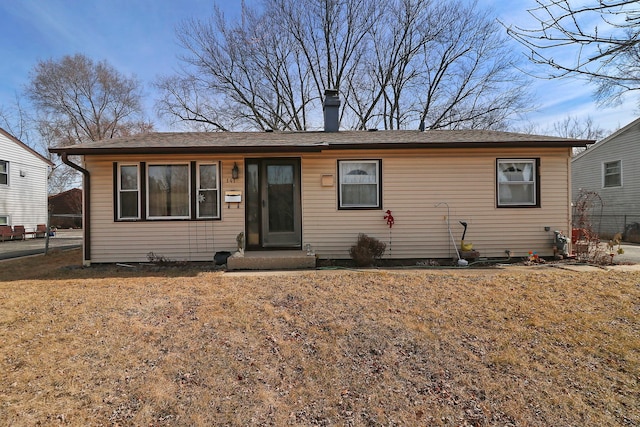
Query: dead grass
1 249 639 426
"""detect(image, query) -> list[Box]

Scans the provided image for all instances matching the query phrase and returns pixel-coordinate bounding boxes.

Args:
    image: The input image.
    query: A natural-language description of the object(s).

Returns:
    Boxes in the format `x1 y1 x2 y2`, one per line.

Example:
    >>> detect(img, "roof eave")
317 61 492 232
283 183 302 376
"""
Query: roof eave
49 140 590 156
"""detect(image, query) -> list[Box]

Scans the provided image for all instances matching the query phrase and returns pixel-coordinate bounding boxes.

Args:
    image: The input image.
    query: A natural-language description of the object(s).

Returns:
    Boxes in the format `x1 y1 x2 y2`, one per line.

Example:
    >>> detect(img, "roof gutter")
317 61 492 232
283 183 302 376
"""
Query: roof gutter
60 153 91 265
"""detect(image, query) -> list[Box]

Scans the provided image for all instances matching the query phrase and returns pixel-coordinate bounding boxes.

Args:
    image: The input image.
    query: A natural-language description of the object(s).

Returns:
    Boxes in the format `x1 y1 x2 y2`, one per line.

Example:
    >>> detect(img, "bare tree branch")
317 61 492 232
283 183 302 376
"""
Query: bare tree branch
502 0 640 105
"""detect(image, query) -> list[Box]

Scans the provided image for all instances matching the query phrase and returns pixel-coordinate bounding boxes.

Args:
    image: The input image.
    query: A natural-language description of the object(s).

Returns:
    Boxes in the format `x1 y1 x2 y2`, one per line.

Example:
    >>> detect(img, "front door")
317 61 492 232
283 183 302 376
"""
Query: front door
245 158 301 249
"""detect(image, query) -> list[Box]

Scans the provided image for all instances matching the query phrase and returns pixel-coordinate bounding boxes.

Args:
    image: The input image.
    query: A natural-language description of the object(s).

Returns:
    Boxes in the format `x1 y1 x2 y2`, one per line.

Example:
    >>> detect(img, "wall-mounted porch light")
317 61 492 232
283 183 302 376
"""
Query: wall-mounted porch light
232 162 239 180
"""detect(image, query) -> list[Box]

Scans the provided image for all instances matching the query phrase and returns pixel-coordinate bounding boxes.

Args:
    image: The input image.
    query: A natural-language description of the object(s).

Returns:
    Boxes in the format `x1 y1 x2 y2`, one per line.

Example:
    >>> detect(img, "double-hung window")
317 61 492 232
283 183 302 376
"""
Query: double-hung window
603 160 622 188
338 160 381 209
197 163 219 218
497 159 539 207
117 164 140 219
0 160 8 185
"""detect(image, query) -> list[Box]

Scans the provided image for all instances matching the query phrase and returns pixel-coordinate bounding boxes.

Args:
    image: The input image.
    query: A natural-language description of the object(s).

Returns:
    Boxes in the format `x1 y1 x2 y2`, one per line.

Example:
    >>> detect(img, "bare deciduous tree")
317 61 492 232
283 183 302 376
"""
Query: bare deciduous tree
27 53 151 144
24 54 152 193
552 115 607 141
513 114 607 155
158 0 532 131
502 0 640 105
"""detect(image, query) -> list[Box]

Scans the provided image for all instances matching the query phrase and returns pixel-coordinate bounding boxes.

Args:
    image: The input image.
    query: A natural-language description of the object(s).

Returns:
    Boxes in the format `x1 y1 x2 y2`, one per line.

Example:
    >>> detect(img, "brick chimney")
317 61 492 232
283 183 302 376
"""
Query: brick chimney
323 89 340 132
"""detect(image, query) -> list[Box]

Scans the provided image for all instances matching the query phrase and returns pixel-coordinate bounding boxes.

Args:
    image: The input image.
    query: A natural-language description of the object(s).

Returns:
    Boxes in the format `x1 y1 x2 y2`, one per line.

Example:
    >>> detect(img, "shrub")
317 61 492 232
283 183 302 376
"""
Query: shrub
349 233 386 267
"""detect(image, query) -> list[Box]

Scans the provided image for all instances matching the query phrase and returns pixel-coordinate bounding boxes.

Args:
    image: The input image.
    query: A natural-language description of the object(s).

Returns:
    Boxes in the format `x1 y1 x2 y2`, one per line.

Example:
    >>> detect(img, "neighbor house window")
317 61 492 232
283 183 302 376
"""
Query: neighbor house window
603 160 622 188
497 159 539 207
117 164 140 219
197 163 220 219
338 160 381 209
147 164 190 219
0 160 8 185
0 215 8 225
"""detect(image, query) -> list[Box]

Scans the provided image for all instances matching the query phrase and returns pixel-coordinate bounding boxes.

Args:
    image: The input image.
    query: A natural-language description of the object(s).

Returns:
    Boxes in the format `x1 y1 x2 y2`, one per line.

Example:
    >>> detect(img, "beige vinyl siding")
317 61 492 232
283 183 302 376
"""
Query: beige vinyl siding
302 148 572 259
86 155 244 263
86 147 572 263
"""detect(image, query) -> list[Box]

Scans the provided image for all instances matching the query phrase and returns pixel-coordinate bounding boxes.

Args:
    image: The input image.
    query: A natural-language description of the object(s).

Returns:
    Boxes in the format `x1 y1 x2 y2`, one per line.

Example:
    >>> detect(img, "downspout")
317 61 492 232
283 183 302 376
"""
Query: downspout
567 152 573 256
60 153 91 265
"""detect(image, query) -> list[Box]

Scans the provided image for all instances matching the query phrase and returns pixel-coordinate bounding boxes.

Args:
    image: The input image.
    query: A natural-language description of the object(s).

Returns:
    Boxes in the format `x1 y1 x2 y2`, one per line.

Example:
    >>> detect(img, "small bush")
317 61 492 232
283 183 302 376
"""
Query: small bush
349 233 386 267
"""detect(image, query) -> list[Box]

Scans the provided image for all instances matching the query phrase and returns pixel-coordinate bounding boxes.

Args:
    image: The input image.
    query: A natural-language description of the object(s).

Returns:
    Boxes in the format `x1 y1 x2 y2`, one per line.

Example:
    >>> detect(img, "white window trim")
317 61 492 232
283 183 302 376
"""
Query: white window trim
497 158 538 207
196 161 220 219
338 159 381 209
0 160 8 186
117 163 141 220
146 162 191 220
602 160 622 188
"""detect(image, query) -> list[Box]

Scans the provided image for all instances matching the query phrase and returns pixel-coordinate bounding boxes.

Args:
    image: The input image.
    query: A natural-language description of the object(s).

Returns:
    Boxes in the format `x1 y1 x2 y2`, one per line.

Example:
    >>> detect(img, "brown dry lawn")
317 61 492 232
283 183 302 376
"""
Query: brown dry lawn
0 248 638 426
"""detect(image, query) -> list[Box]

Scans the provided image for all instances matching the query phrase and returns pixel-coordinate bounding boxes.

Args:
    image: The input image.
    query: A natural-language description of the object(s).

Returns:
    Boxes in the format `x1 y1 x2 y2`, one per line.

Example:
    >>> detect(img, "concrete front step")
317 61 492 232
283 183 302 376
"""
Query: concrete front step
227 250 316 271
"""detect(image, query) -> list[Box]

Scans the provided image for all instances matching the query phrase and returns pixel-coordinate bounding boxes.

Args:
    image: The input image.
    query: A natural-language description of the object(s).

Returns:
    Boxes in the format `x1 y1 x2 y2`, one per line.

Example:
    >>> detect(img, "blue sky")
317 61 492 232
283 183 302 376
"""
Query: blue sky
0 0 636 136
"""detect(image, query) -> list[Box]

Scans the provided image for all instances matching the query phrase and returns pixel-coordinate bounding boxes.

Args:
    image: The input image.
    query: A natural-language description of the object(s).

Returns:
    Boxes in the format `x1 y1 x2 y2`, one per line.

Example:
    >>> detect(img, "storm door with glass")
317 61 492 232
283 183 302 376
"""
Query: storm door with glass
245 158 301 249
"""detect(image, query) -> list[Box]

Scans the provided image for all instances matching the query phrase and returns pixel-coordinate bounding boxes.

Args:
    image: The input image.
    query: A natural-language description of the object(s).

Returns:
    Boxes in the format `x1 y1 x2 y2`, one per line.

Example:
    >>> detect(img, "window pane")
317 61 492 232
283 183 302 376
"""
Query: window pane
120 191 139 218
199 164 217 189
0 216 7 225
341 162 377 184
0 161 7 173
198 190 218 218
499 183 534 204
604 174 621 187
498 162 533 182
120 165 138 190
342 184 377 205
148 165 189 217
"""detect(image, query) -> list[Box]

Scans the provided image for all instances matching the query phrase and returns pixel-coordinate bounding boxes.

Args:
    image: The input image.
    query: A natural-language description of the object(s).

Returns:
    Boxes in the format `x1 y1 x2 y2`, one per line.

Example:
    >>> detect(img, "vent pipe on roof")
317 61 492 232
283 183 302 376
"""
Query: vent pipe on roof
323 89 340 132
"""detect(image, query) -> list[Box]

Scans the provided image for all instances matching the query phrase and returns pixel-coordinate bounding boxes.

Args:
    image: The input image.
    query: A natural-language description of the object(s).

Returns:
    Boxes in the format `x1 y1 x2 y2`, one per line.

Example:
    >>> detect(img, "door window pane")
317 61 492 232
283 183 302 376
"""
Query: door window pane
267 165 294 232
246 163 260 246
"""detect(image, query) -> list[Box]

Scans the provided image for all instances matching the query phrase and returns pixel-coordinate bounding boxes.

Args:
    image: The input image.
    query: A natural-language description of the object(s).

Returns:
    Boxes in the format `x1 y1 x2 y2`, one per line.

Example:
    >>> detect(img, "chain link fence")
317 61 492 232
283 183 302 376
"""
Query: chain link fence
572 213 640 242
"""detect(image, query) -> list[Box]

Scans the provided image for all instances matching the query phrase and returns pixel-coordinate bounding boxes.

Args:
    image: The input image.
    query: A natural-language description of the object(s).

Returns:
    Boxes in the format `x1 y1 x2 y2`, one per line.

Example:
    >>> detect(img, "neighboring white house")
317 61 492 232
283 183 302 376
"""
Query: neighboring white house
0 127 52 232
572 117 640 238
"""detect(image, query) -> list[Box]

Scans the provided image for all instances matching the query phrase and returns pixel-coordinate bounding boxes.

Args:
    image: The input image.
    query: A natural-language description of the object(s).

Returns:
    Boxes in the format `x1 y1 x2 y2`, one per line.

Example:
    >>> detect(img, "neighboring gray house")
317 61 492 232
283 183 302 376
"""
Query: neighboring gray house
572 117 640 239
0 127 52 232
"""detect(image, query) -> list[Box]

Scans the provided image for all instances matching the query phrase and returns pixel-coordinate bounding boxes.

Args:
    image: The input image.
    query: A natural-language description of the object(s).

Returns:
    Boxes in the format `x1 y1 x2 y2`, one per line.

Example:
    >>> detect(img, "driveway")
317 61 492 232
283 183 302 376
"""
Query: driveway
0 229 82 261
616 242 640 264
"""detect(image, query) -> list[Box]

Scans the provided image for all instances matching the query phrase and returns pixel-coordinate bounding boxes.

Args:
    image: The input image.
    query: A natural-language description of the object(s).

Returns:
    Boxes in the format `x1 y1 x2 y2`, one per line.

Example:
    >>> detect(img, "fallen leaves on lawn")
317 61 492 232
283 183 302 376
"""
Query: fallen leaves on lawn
0 249 638 426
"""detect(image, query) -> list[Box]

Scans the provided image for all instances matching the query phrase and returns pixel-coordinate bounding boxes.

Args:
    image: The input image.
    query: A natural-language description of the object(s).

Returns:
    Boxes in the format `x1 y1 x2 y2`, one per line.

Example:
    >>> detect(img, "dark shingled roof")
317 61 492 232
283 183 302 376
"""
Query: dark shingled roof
49 129 591 155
